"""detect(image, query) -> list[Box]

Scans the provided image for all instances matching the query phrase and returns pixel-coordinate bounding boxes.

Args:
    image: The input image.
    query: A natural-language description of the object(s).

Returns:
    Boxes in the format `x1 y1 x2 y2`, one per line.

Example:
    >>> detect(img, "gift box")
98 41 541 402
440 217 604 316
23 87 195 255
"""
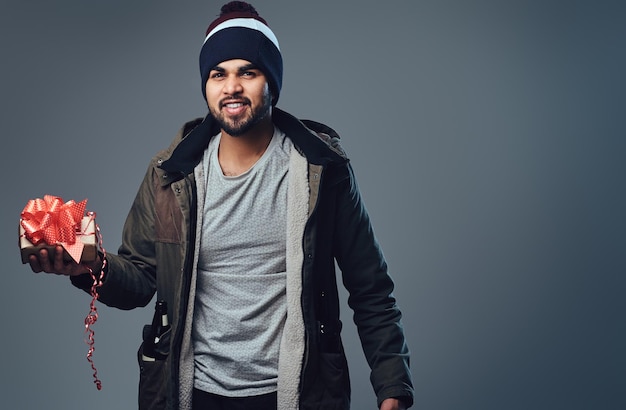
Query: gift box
19 195 99 264
19 216 98 264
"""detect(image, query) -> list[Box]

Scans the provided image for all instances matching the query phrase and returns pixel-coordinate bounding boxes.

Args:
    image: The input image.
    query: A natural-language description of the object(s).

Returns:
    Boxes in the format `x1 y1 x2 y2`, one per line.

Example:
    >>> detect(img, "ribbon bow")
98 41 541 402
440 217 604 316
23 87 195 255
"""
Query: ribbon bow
20 195 88 263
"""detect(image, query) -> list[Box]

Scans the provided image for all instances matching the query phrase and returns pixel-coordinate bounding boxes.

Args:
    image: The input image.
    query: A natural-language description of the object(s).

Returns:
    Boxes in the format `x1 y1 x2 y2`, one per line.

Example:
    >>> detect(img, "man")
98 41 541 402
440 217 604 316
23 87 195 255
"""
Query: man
27 2 414 409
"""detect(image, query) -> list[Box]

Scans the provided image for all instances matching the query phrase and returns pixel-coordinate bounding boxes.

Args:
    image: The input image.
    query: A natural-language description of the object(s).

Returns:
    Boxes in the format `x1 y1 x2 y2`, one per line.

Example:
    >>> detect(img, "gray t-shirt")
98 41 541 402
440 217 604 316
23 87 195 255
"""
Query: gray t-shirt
192 127 293 397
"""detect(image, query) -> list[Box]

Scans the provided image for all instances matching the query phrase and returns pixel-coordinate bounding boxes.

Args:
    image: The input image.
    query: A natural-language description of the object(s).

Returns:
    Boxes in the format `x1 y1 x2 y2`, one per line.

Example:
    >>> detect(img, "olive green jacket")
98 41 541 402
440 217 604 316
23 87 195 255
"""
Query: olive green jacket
72 108 413 409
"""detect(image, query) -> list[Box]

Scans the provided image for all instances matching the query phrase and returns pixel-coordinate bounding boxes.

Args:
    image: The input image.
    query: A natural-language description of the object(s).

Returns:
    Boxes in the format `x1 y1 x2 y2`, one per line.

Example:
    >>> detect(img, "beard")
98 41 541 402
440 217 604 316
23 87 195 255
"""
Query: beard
210 88 272 137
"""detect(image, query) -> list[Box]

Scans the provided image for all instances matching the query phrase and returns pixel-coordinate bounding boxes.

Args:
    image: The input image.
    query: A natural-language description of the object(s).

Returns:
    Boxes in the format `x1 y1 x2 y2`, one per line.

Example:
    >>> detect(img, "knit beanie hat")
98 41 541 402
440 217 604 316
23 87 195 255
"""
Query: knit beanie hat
199 1 283 105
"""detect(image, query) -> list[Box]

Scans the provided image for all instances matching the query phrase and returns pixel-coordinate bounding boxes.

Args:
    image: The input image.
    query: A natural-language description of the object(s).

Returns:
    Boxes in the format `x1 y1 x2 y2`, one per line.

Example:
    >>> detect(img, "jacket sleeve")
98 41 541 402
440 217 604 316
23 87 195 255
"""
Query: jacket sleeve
71 164 158 310
332 163 414 407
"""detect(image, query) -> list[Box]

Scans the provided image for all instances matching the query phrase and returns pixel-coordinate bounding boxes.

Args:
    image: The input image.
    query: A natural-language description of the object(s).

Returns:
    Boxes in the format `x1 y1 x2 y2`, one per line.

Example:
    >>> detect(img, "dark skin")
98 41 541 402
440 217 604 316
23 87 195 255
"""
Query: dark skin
28 245 102 277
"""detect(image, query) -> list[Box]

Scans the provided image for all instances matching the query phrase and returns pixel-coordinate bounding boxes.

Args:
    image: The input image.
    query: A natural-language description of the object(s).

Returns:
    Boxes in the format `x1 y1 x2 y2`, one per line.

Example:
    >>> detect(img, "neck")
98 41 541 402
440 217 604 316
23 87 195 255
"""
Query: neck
218 115 274 176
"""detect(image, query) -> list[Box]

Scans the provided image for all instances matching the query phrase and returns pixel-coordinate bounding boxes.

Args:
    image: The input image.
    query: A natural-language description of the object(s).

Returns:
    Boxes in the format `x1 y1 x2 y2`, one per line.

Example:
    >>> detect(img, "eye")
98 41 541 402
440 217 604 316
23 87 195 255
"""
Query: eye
241 71 256 78
209 71 224 79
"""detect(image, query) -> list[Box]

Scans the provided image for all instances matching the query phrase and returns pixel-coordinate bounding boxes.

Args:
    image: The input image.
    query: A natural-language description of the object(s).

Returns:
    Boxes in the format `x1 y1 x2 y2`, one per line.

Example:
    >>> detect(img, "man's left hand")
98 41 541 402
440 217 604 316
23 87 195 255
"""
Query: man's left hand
380 398 407 410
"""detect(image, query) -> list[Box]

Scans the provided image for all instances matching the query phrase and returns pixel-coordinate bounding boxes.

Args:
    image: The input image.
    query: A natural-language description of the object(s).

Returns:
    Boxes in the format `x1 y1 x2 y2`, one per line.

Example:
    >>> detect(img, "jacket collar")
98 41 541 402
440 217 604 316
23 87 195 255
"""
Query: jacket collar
159 107 347 179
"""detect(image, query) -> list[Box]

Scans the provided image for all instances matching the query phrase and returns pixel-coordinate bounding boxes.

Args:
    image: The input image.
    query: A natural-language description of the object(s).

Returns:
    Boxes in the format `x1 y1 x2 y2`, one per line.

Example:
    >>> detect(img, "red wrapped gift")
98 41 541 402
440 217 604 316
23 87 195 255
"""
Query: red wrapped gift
19 195 98 264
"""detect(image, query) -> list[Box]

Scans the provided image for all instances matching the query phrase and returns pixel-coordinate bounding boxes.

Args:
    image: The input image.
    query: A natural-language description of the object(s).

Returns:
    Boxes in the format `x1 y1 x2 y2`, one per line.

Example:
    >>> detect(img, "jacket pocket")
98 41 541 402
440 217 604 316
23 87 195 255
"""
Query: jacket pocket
301 351 351 410
137 325 171 410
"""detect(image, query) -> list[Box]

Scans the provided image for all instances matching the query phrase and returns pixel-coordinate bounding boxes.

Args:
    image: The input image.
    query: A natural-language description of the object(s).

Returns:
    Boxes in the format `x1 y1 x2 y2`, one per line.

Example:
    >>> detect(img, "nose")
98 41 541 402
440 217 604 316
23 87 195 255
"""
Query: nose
223 74 243 95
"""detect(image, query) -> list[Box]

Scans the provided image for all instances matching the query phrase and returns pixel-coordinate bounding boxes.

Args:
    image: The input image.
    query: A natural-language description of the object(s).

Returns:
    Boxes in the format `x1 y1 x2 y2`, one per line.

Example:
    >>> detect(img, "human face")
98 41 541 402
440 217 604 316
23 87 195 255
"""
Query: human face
205 59 272 137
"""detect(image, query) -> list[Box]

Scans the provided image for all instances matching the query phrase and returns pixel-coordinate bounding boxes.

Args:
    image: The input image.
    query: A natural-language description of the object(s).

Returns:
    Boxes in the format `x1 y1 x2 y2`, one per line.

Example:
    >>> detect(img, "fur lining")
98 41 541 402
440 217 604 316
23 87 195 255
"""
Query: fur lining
177 160 208 410
277 145 309 409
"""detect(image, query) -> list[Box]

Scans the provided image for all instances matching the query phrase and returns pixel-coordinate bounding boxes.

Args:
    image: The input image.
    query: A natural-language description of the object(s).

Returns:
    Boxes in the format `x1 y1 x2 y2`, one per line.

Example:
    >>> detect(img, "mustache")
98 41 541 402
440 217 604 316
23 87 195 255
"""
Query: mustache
219 95 251 108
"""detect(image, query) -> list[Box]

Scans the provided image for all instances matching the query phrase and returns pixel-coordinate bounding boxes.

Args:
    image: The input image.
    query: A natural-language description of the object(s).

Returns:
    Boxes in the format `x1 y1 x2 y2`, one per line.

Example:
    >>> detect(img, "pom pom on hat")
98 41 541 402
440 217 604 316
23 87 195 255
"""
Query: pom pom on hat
199 1 282 105
205 1 268 34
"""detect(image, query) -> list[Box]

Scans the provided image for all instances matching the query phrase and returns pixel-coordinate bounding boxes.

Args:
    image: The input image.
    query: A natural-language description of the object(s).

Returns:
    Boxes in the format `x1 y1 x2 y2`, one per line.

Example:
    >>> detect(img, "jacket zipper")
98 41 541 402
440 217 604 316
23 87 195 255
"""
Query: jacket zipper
298 165 325 398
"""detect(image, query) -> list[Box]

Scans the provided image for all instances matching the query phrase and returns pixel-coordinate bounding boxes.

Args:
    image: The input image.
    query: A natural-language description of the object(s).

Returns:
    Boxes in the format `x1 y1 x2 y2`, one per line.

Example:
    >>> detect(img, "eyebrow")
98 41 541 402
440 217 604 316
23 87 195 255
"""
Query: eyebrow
238 63 258 72
210 63 260 73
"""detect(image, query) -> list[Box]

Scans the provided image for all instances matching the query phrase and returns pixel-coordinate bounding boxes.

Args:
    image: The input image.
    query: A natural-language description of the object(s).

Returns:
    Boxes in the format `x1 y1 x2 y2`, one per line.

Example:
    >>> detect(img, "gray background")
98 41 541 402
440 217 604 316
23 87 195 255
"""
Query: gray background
1 1 625 409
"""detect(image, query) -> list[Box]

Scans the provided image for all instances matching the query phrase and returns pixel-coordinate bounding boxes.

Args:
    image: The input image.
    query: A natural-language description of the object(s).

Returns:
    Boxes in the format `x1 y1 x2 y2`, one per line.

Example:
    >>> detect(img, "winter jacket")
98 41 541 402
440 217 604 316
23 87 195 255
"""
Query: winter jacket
72 107 414 409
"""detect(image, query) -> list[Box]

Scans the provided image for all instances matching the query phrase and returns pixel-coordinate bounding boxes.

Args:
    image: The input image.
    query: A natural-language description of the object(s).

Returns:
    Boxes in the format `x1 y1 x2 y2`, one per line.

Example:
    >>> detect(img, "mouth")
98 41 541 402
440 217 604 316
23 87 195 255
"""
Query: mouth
220 97 250 108
220 99 249 116
222 101 244 108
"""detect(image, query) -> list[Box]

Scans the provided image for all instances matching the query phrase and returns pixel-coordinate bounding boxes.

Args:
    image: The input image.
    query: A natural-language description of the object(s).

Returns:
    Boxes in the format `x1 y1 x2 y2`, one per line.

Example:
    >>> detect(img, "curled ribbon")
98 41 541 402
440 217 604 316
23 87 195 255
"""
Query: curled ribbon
20 195 87 263
85 212 106 391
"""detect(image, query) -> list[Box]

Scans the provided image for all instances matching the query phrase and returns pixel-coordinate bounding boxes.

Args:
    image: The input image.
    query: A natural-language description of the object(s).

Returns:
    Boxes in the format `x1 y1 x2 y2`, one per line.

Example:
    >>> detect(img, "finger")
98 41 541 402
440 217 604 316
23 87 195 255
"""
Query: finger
52 245 68 273
28 254 43 273
37 248 53 273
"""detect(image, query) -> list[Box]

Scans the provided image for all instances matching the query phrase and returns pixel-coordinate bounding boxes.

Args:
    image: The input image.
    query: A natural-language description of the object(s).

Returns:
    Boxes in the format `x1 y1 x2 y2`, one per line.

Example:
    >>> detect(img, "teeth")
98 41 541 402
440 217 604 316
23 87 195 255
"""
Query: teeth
225 103 243 108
